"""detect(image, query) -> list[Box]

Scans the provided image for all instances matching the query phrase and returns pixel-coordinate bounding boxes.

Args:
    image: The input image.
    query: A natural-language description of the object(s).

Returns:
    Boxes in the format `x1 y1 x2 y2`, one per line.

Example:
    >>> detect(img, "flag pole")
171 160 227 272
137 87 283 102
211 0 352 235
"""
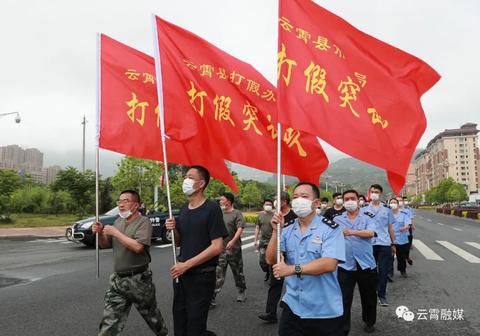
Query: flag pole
276 123 282 267
152 15 178 275
95 33 101 279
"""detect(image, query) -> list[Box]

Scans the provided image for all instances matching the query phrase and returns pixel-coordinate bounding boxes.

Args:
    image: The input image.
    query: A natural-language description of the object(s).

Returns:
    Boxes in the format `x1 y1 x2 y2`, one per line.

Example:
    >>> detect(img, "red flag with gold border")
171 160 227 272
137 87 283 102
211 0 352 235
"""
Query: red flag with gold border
154 16 328 185
98 34 237 191
277 0 440 193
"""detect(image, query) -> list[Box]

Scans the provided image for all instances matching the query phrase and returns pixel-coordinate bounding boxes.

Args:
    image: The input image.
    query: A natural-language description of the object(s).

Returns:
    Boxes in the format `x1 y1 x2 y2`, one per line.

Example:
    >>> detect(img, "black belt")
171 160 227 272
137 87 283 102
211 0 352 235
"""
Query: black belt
115 265 148 277
187 266 216 274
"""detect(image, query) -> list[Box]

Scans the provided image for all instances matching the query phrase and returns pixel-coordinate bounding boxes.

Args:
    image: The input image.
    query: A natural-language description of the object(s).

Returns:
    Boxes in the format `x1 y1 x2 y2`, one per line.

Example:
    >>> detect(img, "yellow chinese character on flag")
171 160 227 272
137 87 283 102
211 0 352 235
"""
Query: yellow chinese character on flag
200 64 214 78
217 68 227 79
333 44 346 59
283 128 307 157
230 71 245 85
126 92 148 126
367 108 389 129
213 95 235 127
277 43 297 87
296 28 311 44
142 73 155 84
354 72 367 88
304 61 329 103
183 59 197 70
279 16 294 32
261 89 276 102
242 101 263 135
125 69 140 80
186 81 207 117
338 76 361 117
266 114 278 139
313 36 331 51
246 79 261 96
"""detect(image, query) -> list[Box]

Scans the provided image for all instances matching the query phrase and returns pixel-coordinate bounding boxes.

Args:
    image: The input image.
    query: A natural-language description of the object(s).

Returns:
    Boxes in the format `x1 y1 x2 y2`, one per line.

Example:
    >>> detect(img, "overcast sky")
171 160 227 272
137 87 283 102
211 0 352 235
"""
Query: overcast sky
0 0 478 173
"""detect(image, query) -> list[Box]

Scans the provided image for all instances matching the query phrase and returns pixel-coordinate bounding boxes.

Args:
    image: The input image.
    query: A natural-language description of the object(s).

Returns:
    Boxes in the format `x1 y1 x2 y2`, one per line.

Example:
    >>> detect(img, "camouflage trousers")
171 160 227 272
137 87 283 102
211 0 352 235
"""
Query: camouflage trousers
215 247 246 293
98 270 168 336
258 246 269 273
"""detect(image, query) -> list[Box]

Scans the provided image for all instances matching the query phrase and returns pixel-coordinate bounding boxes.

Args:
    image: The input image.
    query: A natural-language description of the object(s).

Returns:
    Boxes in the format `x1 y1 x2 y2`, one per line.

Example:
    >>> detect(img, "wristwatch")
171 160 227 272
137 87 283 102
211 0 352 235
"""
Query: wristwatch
294 264 302 278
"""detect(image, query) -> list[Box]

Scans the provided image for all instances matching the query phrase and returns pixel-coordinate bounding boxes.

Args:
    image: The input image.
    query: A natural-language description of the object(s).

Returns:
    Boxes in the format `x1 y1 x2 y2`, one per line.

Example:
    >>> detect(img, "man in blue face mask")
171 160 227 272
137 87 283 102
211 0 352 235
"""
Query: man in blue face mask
165 165 228 336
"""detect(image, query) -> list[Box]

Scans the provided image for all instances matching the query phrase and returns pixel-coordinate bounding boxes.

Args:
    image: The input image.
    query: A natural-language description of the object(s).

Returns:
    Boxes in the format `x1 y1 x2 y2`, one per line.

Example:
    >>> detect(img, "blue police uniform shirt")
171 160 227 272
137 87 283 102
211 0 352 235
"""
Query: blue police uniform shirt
334 212 377 271
393 210 411 245
402 206 414 221
280 215 346 319
362 203 394 246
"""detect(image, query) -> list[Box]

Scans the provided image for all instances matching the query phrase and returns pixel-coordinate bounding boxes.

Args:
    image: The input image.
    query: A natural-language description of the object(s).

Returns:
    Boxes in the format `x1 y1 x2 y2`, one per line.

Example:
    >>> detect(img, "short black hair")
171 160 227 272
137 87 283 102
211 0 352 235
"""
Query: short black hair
264 198 273 205
222 192 235 205
280 191 291 204
320 197 329 203
370 184 383 193
120 189 141 203
332 192 341 199
294 182 320 199
359 195 366 200
389 198 398 203
402 196 408 200
190 165 210 189
342 189 359 198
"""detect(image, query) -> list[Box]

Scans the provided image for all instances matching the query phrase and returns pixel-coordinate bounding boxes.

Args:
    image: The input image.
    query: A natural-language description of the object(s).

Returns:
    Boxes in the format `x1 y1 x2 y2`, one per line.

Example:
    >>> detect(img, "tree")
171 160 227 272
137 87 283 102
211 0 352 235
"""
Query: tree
111 157 163 209
240 181 262 211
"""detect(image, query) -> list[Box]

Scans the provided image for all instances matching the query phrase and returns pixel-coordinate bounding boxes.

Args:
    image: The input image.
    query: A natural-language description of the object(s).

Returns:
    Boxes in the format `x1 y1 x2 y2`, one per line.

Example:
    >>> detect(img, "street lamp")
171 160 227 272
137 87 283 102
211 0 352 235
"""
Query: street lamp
0 111 21 123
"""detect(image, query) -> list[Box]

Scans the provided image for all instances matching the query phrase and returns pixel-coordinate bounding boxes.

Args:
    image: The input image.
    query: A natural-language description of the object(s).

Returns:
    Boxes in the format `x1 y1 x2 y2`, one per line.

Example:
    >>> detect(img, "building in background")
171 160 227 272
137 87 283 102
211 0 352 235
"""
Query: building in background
414 123 479 196
0 145 60 184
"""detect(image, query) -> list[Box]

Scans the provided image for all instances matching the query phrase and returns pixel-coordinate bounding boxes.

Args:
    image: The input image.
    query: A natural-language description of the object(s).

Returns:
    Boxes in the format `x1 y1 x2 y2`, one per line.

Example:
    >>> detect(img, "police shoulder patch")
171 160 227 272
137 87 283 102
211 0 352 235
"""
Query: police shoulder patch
322 217 339 229
400 210 409 215
364 211 375 218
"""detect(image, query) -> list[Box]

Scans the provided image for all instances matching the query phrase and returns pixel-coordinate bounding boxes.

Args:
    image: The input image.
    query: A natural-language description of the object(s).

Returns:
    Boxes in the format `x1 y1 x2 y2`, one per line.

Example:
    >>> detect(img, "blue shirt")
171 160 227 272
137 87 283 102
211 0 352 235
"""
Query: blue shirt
393 210 411 245
280 215 346 319
362 203 394 246
334 212 377 271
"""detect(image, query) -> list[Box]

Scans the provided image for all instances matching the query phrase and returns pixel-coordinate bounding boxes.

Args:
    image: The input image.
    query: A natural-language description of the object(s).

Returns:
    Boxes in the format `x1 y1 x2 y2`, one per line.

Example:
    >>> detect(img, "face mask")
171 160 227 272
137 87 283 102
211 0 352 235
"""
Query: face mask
390 203 398 210
182 178 197 196
370 193 380 201
220 205 227 211
359 200 365 206
119 210 132 219
263 205 273 212
291 197 313 218
404 201 409 206
344 200 358 212
399 201 404 208
335 198 344 206
320 203 327 209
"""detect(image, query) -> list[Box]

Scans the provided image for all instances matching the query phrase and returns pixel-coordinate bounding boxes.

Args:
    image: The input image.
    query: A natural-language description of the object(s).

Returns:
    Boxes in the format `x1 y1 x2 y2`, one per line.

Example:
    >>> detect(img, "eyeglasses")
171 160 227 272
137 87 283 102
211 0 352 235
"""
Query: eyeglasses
116 199 132 205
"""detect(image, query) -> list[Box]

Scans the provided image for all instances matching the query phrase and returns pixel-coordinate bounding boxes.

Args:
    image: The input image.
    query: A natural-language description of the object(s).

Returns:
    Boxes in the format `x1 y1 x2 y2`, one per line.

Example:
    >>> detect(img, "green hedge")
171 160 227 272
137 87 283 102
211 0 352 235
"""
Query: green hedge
244 214 258 223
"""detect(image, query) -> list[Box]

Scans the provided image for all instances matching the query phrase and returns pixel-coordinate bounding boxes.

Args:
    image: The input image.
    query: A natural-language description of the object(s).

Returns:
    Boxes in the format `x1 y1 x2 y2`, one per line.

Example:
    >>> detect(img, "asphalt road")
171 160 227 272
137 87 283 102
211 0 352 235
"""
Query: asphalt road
0 210 479 336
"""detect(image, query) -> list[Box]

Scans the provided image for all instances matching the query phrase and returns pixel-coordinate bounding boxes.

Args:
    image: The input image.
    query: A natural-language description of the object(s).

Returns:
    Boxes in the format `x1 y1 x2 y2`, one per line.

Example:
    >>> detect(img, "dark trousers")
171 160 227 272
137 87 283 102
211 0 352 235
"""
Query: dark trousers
373 245 391 299
173 270 216 336
279 303 343 336
396 243 409 273
406 234 413 259
266 266 284 315
337 267 377 335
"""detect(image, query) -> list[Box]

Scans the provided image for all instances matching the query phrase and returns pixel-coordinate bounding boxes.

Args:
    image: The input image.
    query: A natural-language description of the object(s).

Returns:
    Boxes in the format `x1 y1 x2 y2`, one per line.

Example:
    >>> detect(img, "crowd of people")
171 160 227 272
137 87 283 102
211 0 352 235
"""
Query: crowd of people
92 165 416 336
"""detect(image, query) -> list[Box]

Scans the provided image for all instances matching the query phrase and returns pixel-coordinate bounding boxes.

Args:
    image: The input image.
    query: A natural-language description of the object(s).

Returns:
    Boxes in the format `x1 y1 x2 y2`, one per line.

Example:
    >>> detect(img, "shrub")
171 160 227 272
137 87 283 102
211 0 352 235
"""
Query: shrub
244 214 258 223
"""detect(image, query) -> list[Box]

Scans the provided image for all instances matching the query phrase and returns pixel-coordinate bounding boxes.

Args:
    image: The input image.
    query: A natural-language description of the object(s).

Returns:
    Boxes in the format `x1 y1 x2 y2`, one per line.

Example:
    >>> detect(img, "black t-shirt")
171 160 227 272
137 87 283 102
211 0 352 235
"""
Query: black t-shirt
177 199 228 270
323 206 346 221
284 209 297 227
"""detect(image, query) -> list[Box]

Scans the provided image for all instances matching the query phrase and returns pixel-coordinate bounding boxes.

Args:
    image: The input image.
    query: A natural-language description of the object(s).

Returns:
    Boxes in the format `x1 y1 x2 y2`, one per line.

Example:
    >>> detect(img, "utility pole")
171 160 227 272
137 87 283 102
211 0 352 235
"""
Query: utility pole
81 115 87 172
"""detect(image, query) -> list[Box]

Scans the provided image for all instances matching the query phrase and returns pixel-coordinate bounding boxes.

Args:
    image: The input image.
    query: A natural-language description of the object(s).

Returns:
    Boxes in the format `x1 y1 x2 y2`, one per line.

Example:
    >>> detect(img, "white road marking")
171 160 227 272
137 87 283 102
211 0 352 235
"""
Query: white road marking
154 244 173 249
437 241 480 263
452 228 463 232
437 222 444 226
427 219 432 222
465 242 480 250
242 242 256 250
153 235 255 250
412 240 444 261
242 235 255 241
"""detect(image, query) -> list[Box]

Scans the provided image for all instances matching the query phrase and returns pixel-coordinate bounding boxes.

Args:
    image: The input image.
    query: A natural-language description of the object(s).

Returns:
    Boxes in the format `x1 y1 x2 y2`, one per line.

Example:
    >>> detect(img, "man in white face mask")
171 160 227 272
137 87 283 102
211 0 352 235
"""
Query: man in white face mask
265 182 346 336
324 192 346 221
92 190 168 336
255 199 275 282
362 184 396 307
334 190 377 335
165 165 228 336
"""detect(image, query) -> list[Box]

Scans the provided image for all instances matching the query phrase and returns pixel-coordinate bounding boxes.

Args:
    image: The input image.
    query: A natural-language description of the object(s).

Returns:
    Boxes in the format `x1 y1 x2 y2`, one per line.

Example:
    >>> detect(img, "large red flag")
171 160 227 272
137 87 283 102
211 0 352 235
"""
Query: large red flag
98 34 237 191
277 0 440 193
154 16 329 185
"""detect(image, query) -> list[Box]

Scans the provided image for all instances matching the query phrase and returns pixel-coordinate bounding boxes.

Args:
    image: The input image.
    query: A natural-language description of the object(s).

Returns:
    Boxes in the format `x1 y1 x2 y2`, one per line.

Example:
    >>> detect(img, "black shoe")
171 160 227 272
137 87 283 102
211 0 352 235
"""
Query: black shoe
258 312 277 323
364 324 375 333
203 331 216 336
401 271 408 278
406 257 413 265
387 275 394 282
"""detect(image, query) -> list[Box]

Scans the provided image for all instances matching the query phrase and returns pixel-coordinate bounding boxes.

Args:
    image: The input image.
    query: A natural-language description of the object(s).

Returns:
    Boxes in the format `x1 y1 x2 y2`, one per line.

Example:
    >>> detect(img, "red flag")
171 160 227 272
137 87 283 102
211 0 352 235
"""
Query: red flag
277 0 440 193
98 34 237 191
154 16 328 185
